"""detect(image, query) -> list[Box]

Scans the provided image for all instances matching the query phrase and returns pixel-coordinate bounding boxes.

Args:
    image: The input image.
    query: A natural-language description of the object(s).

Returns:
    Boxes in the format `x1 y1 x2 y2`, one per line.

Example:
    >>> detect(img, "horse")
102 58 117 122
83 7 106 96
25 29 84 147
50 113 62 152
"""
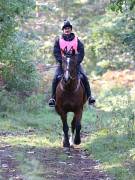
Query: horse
55 48 87 149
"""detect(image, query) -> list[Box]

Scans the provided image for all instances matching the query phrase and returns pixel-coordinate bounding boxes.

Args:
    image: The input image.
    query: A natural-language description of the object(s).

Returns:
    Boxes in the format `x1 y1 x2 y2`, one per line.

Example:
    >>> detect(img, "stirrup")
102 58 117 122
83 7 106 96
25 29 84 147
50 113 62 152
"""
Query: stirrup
48 98 55 107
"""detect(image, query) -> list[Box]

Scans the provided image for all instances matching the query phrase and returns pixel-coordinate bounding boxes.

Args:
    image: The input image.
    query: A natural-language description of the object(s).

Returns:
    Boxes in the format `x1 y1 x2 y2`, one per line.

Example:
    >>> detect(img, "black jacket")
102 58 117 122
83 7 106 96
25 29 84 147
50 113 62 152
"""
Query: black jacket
53 33 84 64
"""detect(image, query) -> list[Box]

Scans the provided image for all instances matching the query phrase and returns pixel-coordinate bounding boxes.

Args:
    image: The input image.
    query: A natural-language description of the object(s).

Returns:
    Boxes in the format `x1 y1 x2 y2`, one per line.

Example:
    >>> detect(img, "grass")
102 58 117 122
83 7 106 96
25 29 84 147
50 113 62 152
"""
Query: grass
0 108 62 147
82 130 135 180
0 134 60 148
82 86 135 180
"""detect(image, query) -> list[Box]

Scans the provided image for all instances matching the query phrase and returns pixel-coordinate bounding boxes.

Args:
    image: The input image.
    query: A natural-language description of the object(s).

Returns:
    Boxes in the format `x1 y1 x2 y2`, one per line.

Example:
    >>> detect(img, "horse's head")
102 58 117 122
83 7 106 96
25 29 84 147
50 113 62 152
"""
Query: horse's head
61 47 78 83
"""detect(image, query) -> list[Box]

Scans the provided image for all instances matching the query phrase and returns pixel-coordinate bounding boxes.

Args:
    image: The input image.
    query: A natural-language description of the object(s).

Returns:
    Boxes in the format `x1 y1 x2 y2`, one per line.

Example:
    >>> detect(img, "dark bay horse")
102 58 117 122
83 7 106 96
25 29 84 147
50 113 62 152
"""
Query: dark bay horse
55 48 87 149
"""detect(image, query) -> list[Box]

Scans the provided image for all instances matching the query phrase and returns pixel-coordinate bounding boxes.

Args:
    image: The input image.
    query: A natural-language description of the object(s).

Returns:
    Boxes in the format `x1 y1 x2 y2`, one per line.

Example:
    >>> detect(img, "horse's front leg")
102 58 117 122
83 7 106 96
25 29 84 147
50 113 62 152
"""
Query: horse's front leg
74 110 83 145
69 116 76 147
61 112 70 148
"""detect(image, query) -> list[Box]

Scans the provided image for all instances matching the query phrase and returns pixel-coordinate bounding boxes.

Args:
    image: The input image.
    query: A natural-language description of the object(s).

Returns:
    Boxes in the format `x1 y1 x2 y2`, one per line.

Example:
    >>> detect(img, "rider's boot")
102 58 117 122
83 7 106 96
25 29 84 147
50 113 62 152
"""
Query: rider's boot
48 98 56 107
82 75 95 105
88 96 95 105
48 78 58 107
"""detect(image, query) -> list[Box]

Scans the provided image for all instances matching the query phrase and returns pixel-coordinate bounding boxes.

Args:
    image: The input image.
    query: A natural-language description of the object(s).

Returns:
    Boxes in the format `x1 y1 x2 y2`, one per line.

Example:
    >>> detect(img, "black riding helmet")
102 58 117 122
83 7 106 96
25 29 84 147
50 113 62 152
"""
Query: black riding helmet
62 20 72 30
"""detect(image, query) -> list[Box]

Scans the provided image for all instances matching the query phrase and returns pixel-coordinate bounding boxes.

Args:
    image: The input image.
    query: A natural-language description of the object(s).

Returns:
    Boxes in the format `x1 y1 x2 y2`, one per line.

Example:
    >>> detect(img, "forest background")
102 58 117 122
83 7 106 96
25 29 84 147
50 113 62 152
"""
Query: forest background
0 0 135 179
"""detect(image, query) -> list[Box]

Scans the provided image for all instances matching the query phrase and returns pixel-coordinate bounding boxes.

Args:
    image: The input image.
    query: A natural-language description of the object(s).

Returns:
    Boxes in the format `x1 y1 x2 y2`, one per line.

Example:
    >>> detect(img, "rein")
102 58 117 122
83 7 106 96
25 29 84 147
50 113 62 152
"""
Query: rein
60 78 80 93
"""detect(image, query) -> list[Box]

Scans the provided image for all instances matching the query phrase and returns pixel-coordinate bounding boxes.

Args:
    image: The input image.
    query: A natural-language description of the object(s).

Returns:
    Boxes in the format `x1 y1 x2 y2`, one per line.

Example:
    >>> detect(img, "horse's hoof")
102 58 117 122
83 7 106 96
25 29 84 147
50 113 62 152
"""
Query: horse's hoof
63 147 70 154
63 141 70 148
74 138 81 145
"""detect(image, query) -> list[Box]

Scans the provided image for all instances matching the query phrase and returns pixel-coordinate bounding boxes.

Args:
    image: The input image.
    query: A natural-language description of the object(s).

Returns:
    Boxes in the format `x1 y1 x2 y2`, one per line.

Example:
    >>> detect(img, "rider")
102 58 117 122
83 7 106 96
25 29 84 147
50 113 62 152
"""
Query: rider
48 20 95 107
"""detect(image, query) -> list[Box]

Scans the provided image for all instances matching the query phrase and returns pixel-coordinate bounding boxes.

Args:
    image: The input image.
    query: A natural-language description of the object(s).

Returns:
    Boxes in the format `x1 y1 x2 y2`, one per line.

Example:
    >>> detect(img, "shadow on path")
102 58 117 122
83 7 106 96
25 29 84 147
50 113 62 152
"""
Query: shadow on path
0 141 113 180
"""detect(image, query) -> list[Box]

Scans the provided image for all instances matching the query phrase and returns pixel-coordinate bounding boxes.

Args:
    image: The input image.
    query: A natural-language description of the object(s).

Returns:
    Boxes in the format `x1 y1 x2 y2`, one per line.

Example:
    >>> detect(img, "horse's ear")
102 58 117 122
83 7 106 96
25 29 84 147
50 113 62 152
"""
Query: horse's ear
61 49 64 56
72 49 76 55
63 46 67 54
68 46 75 56
61 48 67 57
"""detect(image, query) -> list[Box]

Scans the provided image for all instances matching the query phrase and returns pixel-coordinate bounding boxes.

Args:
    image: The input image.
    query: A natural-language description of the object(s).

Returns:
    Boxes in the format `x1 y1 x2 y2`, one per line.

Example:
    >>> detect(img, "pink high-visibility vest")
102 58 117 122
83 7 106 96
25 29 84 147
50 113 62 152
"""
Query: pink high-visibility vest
59 36 78 53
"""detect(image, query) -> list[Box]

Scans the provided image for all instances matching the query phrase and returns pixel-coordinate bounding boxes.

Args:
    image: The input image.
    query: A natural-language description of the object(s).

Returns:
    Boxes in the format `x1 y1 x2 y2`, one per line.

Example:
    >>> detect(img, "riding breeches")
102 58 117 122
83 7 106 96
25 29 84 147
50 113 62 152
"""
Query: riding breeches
78 65 91 98
51 65 63 98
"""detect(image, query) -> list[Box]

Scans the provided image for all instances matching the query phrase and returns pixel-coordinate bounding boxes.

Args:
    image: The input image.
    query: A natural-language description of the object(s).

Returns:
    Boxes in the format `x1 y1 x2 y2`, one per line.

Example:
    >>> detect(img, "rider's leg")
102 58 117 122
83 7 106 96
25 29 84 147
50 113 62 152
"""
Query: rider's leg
52 77 59 98
79 65 95 105
48 65 62 107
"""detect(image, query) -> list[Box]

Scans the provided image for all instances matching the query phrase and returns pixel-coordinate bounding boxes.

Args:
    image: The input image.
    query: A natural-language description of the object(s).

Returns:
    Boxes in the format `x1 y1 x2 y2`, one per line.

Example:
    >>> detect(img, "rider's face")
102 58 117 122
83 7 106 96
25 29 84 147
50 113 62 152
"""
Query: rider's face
63 27 72 35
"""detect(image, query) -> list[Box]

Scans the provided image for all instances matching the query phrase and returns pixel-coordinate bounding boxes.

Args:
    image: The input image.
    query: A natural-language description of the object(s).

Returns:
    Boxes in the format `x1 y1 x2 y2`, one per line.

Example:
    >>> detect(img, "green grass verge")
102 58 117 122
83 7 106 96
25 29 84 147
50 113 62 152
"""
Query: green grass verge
82 130 135 180
82 86 135 180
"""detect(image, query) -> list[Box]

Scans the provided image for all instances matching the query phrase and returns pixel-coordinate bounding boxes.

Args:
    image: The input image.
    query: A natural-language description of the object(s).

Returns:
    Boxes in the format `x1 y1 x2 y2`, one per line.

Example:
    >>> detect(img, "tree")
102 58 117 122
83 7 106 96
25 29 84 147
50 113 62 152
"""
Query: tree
0 0 36 92
110 0 135 12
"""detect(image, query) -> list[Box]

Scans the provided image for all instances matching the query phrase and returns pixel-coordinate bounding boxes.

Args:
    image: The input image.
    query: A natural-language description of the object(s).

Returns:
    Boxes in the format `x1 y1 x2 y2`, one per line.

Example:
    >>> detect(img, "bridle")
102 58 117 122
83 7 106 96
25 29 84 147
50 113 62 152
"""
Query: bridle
63 56 76 81
60 49 80 92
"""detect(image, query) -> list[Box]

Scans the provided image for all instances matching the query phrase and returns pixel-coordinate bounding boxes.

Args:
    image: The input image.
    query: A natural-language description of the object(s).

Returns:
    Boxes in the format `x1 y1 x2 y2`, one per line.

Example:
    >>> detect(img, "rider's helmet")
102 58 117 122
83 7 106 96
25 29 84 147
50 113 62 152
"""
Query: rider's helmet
62 20 72 30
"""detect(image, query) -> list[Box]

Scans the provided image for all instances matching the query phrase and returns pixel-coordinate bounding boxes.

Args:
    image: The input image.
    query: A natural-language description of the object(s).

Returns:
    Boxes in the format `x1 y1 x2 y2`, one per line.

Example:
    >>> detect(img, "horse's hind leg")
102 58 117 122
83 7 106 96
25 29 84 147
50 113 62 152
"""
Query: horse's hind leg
61 113 70 148
74 110 83 145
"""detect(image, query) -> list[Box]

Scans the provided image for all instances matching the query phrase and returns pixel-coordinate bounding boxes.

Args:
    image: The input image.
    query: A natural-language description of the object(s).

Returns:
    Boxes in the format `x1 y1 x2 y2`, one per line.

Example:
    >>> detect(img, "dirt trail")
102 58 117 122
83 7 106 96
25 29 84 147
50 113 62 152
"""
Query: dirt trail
0 143 22 180
0 132 113 180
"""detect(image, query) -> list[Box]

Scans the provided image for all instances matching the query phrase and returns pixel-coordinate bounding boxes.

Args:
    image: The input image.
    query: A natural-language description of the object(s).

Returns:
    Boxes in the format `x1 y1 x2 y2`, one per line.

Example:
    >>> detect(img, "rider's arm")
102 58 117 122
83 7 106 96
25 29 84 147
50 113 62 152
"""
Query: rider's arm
77 39 85 64
53 38 62 64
